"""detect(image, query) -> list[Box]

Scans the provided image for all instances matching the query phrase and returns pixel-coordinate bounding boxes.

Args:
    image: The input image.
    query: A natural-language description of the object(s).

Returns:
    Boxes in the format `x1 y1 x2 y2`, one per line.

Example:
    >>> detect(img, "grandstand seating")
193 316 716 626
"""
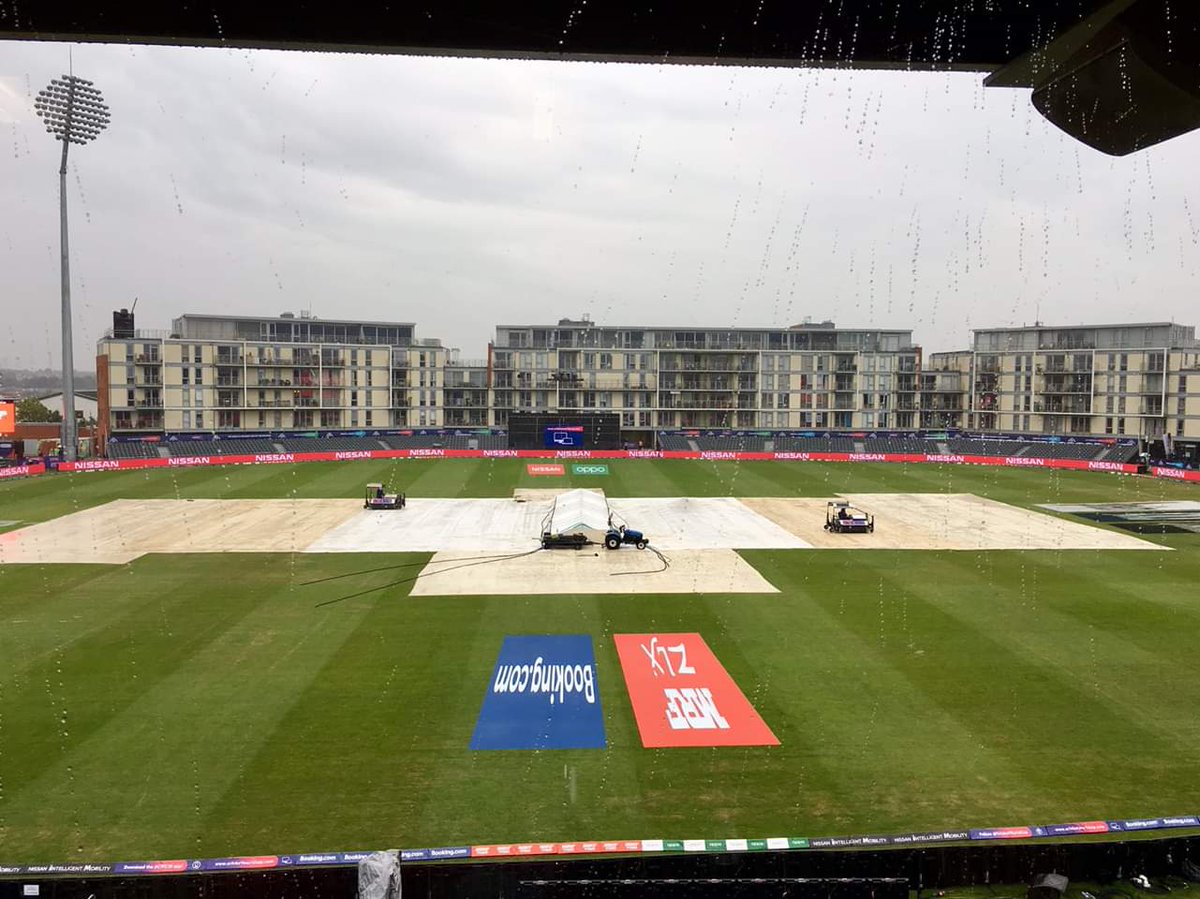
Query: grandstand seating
657 434 693 451
106 441 163 460
166 438 278 456
1097 444 1140 463
278 437 382 453
131 430 1142 465
658 432 1138 462
860 438 934 454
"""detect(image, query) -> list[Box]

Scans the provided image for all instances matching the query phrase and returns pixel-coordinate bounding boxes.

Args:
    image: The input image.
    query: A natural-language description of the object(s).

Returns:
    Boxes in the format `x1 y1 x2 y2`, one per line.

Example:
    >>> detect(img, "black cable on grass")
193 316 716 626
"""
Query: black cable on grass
298 550 529 587
610 544 671 576
313 546 546 608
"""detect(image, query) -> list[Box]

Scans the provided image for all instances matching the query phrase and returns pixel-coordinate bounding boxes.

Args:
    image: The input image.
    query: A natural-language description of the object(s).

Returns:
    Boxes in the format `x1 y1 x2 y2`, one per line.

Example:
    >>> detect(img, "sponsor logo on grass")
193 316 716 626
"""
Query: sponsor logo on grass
470 635 607 751
254 453 295 463
571 464 609 476
334 450 373 460
527 463 565 476
613 634 779 748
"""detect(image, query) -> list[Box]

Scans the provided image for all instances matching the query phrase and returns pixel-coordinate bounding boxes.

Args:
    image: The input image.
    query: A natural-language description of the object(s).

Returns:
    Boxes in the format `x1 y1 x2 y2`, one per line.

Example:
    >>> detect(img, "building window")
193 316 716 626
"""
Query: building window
182 367 189 385
196 411 203 428
194 346 202 363
182 411 191 429
195 367 203 385
599 353 613 370
1117 418 1125 434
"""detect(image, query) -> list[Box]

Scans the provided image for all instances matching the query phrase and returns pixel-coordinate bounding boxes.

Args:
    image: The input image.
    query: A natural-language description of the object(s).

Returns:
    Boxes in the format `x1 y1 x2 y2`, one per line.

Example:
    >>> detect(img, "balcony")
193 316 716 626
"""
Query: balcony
134 398 163 408
215 355 244 366
216 377 242 387
293 398 320 408
134 354 161 364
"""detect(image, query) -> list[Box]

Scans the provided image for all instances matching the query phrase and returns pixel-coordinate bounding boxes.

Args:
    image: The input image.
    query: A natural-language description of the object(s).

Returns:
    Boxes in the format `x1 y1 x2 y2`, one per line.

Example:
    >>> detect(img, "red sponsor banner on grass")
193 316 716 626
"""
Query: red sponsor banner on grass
613 634 779 748
526 463 565 476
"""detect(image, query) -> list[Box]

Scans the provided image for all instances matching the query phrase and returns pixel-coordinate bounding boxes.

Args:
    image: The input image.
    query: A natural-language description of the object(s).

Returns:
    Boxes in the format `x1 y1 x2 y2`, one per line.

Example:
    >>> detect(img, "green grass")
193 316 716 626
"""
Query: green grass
0 459 1198 863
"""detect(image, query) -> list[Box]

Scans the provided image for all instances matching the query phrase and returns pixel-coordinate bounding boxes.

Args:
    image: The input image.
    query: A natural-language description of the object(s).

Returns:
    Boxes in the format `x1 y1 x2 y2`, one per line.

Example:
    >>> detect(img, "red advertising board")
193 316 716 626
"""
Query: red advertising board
0 400 14 436
526 463 565 476
613 633 779 748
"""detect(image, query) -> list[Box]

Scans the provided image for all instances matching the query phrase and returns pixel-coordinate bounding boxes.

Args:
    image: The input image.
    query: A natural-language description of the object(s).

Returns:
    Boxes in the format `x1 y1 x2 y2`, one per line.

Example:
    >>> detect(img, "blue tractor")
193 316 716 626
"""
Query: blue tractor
604 523 648 550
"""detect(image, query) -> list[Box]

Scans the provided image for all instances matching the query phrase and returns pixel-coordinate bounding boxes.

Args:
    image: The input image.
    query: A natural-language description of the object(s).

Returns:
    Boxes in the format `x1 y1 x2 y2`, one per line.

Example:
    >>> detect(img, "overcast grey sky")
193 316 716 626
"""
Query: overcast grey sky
2 40 1198 369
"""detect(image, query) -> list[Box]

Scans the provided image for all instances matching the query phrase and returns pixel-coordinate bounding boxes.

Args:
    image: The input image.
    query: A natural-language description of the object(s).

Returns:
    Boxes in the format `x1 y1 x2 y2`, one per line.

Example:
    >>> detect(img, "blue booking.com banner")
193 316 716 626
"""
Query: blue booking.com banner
470 635 607 751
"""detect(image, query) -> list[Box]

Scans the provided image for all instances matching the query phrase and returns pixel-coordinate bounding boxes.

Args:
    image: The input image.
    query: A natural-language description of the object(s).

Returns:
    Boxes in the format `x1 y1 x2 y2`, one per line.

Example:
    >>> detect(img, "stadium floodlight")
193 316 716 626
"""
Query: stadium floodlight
34 74 110 463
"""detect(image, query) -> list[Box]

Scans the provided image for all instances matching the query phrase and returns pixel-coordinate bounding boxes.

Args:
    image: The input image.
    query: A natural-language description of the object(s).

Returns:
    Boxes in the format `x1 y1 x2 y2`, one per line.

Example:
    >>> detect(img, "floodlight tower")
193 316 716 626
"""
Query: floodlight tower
34 75 110 462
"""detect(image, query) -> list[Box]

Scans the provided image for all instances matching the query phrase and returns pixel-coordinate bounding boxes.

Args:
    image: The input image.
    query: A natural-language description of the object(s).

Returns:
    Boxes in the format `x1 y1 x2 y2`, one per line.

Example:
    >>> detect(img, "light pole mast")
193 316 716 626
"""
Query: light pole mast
34 75 110 462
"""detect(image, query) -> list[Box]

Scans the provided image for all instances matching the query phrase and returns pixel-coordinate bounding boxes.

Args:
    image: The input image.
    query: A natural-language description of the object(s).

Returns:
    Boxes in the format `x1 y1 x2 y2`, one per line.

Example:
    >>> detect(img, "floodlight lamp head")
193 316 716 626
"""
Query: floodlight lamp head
34 74 110 145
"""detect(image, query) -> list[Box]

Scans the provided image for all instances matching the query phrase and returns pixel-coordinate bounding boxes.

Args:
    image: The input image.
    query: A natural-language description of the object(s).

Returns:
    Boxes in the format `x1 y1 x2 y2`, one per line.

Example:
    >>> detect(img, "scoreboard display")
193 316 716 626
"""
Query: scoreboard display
544 426 584 449
507 412 621 451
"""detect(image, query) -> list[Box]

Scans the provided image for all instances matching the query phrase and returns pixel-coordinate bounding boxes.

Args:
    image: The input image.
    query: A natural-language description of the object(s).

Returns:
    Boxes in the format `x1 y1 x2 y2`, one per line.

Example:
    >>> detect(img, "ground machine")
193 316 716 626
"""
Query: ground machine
539 488 649 550
824 500 874 533
604 524 647 550
364 483 406 510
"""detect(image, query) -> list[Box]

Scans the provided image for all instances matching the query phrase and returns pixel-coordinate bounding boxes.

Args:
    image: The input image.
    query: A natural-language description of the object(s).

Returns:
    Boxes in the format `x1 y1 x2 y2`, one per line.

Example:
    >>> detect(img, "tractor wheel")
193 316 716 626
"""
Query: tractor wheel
605 534 621 550
636 540 647 550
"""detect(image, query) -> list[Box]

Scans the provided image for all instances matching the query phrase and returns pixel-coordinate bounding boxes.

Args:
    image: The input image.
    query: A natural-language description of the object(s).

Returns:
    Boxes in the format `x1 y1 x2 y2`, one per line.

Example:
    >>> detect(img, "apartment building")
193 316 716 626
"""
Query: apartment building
490 318 924 442
95 311 1200 449
965 322 1200 440
95 311 470 441
921 351 972 430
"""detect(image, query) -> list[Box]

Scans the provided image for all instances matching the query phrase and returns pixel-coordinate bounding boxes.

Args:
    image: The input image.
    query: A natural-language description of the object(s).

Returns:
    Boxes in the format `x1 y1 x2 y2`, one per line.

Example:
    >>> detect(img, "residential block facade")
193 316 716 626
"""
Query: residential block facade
964 323 1200 439
95 312 1200 447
